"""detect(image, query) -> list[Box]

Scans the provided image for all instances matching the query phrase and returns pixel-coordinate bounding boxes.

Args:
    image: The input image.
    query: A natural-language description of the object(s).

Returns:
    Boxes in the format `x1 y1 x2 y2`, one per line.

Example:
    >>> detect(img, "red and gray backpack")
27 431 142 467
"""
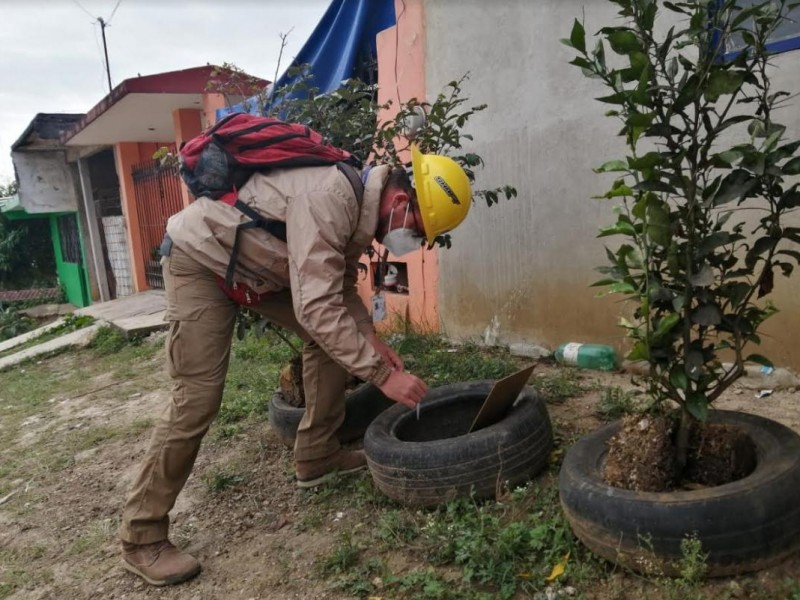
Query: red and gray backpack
178 113 364 290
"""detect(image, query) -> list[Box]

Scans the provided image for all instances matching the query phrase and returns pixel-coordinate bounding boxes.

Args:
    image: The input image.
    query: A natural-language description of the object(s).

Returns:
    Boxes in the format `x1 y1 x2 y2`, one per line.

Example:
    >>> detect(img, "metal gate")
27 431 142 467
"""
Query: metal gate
54 213 91 306
131 153 183 289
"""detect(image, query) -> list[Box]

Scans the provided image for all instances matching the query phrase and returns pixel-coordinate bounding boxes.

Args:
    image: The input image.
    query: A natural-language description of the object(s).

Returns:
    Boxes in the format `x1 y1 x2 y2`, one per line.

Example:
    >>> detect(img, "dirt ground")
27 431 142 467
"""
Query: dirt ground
1 335 799 600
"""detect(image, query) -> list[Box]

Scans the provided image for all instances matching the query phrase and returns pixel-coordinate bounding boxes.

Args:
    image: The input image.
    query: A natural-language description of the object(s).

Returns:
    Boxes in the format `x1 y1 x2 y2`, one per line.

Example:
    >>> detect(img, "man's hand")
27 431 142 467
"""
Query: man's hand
366 331 404 371
378 370 428 409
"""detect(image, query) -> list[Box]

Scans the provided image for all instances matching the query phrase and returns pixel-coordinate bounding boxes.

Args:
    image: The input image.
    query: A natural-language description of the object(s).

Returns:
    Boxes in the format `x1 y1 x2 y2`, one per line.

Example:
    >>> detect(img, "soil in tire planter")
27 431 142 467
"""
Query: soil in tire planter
604 414 756 492
604 415 677 492
278 356 305 407
686 422 756 486
278 354 362 408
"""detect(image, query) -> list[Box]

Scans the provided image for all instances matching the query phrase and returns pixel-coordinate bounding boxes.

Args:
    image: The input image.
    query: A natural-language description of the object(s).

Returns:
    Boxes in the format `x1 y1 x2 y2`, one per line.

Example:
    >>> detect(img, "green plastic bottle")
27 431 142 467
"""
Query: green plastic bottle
554 343 617 371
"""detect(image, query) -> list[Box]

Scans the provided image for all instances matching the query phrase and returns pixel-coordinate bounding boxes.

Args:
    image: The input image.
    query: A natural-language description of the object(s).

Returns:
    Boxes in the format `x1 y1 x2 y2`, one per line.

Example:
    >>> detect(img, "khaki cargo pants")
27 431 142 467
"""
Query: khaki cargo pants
120 246 349 544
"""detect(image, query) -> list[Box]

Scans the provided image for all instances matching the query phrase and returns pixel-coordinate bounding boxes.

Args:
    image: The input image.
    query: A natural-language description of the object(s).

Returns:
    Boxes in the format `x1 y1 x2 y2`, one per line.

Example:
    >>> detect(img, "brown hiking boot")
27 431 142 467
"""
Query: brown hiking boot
121 540 201 586
296 449 367 488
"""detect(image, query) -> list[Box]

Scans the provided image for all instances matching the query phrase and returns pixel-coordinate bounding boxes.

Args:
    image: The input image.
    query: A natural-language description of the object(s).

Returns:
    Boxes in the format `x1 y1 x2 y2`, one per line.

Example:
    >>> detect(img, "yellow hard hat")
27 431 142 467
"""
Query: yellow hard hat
411 144 472 243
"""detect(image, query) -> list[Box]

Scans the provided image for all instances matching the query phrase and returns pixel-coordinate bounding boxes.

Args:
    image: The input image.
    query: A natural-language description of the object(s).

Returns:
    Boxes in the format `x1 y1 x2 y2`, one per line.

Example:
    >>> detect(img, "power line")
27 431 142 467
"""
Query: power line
107 0 123 25
70 0 123 95
70 0 94 20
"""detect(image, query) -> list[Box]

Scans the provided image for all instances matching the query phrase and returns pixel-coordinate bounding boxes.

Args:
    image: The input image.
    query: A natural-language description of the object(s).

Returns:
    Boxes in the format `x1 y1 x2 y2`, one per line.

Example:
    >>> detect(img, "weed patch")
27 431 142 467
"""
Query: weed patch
203 466 248 492
89 326 140 356
319 531 362 576
530 368 590 403
394 332 524 385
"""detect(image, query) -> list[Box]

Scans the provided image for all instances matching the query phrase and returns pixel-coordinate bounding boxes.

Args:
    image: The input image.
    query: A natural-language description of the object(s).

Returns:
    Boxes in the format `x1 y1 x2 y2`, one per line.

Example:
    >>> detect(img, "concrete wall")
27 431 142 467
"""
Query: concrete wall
13 151 80 213
424 0 800 369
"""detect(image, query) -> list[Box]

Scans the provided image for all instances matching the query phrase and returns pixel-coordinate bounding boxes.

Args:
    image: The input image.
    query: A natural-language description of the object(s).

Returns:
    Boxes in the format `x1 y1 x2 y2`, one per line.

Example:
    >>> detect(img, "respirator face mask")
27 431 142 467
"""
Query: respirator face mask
382 202 425 256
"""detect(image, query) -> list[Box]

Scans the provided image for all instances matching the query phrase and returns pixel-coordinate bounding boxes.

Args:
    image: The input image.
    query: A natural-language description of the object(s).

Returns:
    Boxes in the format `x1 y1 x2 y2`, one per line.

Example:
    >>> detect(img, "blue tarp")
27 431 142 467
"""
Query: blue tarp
217 0 396 119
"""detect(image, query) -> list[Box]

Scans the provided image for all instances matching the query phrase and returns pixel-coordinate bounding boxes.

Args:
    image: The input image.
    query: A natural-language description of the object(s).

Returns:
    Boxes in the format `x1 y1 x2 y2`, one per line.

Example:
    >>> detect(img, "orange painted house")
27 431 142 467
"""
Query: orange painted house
61 66 264 301
58 2 448 337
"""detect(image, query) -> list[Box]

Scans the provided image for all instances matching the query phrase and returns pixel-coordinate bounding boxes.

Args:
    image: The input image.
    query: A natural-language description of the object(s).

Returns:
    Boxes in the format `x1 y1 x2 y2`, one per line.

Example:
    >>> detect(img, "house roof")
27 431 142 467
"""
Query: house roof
11 114 85 152
62 65 269 146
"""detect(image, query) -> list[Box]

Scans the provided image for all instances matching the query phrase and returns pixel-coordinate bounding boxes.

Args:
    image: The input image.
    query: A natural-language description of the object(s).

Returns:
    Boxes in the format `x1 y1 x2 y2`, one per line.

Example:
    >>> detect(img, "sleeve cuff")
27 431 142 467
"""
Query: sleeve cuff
368 362 393 387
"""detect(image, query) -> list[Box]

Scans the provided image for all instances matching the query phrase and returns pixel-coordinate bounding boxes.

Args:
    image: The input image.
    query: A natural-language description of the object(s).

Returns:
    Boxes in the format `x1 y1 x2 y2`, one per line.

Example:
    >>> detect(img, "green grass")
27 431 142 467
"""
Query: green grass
0 545 52 599
394 332 525 385
0 313 95 359
310 473 606 600
217 330 297 426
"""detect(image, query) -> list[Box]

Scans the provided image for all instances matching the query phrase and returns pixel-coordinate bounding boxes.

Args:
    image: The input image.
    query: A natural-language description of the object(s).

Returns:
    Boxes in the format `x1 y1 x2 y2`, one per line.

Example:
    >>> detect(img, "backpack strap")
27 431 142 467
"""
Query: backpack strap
225 199 287 288
336 161 364 208
223 162 365 289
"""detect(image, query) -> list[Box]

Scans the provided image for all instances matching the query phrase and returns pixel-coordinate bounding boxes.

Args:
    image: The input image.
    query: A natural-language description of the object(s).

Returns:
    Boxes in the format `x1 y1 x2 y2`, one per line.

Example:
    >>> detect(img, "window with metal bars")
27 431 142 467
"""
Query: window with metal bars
57 214 82 264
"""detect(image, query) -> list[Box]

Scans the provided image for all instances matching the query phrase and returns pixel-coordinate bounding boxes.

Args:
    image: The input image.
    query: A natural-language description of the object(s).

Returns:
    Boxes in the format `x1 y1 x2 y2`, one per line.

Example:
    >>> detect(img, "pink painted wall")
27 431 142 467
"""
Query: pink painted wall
357 0 440 331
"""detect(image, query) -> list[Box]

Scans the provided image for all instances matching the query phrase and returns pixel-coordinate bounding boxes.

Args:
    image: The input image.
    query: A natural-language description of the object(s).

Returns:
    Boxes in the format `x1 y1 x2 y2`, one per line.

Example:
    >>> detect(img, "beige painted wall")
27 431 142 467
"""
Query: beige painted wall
424 0 800 369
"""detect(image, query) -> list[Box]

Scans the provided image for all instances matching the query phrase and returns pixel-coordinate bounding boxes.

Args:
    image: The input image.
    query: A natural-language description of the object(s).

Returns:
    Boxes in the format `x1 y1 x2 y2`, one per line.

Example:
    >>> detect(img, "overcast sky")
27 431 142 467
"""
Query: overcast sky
0 0 330 182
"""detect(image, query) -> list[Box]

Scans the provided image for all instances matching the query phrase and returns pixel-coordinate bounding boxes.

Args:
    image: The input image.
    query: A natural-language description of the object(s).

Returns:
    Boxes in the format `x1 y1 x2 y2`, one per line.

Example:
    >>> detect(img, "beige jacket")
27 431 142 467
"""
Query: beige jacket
166 164 392 385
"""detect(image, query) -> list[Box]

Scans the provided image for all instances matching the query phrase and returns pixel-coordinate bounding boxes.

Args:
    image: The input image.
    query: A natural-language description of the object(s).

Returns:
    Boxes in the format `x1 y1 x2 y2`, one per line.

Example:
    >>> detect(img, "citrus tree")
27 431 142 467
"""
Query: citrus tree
563 0 800 465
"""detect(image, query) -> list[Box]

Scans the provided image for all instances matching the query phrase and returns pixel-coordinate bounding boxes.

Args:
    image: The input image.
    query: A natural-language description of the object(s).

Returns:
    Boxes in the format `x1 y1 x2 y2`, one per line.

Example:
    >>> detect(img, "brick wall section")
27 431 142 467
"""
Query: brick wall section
0 288 62 303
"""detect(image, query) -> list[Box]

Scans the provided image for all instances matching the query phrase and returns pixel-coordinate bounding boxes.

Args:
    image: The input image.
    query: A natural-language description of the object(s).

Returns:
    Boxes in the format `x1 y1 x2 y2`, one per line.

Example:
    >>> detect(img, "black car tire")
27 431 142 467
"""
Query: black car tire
268 383 394 448
364 381 553 507
559 410 800 576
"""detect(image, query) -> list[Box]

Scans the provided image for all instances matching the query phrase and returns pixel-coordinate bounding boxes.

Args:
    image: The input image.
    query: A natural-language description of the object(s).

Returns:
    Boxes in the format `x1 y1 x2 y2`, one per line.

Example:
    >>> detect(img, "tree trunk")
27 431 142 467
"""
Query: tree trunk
675 407 693 471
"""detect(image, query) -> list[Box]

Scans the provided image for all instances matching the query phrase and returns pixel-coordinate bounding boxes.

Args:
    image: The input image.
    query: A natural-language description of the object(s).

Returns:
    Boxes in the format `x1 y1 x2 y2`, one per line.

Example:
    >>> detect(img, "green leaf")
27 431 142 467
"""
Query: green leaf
692 304 722 326
783 156 800 175
603 184 635 198
667 56 679 79
772 140 800 163
609 282 637 294
590 278 619 287
598 221 637 237
669 366 689 391
628 152 663 170
626 112 655 128
721 281 752 308
635 180 678 194
698 232 732 256
715 115 752 134
594 160 628 173
653 313 681 339
597 91 630 105
704 70 745 103
627 341 650 361
687 392 710 421
714 150 743 166
745 354 774 368
712 169 757 206
745 236 777 269
689 265 715 287
608 30 641 54
646 201 671 246
632 194 652 219
569 19 586 53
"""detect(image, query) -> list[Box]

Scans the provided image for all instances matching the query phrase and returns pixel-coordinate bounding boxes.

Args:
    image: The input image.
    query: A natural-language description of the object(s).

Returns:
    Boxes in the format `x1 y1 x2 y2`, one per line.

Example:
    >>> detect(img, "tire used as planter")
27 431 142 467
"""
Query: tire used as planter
269 383 393 448
559 410 800 576
364 381 554 507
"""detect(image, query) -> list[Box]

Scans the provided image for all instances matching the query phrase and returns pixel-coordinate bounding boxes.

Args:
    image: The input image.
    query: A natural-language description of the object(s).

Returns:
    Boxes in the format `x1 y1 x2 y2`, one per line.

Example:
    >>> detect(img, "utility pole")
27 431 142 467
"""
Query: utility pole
98 17 112 93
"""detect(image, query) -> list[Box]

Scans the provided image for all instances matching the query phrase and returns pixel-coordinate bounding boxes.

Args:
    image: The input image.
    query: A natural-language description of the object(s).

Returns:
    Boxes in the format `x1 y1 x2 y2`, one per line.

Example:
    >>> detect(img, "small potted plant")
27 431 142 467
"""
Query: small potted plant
559 0 800 576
